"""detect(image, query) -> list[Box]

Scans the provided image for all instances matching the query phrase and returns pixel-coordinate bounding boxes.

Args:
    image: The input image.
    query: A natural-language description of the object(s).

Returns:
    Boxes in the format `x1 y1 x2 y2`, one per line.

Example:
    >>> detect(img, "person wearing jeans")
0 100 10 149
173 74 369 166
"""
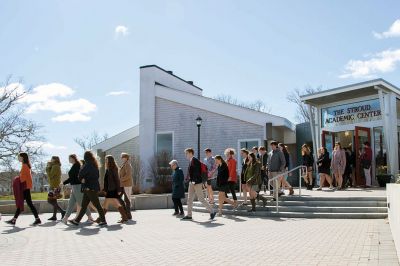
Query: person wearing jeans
118 153 133 220
69 151 107 227
169 160 185 216
225 148 238 205
6 153 41 226
181 148 216 221
62 154 93 224
267 141 286 199
360 141 372 188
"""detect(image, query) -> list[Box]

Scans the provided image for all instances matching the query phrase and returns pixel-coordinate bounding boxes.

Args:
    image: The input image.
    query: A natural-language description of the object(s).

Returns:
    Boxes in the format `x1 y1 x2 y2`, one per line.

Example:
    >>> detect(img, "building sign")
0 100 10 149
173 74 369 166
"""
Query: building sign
321 99 381 128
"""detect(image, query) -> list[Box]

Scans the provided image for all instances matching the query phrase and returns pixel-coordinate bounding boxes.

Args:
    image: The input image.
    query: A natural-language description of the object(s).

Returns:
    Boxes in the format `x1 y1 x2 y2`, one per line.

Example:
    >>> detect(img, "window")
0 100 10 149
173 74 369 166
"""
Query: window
156 132 173 156
239 140 259 150
374 127 387 175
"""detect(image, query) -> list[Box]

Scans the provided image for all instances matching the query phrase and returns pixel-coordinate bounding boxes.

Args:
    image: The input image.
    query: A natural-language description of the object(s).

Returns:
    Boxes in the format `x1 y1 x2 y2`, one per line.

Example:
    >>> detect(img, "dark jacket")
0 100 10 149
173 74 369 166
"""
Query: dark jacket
241 158 248 181
217 163 229 188
64 162 82 185
317 152 331 175
302 154 314 168
172 167 185 199
104 168 120 192
187 157 202 184
283 150 290 169
79 162 100 192
267 149 286 172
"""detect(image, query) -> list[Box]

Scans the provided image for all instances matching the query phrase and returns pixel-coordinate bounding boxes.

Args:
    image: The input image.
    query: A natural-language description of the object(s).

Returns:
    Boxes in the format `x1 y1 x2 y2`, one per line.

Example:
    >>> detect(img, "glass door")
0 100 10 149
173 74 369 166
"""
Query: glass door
355 127 371 186
321 131 334 187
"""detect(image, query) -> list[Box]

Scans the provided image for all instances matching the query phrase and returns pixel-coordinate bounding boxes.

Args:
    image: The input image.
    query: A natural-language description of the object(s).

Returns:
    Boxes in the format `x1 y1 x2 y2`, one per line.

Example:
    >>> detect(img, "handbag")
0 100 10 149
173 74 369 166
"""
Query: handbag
48 187 62 200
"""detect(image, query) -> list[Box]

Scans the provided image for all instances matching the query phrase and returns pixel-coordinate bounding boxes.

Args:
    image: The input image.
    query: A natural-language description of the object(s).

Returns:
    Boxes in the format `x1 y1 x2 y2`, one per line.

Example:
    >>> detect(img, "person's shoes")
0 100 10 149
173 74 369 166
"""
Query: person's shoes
5 218 16 225
278 191 284 197
98 221 107 227
233 201 239 210
61 211 66 219
181 216 192 220
48 216 57 221
94 217 101 223
316 187 322 191
172 212 179 216
210 211 217 220
61 217 68 225
32 218 41 226
329 186 334 190
247 208 256 212
85 217 94 224
289 187 294 195
69 220 79 226
179 212 185 217
217 211 222 217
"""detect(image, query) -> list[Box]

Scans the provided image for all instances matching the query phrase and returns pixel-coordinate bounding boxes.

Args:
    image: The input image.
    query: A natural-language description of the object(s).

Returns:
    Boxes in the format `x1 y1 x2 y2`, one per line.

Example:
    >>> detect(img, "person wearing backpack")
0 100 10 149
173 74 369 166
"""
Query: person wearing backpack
181 148 216 221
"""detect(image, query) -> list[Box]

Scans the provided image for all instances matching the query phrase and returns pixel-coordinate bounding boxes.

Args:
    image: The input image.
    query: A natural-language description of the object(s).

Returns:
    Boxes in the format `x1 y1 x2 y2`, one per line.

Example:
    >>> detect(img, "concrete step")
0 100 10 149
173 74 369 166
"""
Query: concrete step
273 196 387 202
262 200 387 207
185 206 388 219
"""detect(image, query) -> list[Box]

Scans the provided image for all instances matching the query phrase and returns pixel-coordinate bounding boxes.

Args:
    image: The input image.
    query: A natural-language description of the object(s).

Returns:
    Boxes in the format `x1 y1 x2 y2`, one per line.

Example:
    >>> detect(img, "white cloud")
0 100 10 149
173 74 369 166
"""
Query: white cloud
373 19 400 39
339 49 400 79
115 25 129 37
106 90 130 96
21 83 74 103
25 141 67 150
0 82 25 96
26 98 96 114
52 112 92 122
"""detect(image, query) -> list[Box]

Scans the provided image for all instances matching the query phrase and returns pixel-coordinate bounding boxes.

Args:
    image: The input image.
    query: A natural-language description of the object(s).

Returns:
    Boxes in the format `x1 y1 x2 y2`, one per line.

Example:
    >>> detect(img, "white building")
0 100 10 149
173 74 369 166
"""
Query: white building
301 79 400 186
94 65 296 190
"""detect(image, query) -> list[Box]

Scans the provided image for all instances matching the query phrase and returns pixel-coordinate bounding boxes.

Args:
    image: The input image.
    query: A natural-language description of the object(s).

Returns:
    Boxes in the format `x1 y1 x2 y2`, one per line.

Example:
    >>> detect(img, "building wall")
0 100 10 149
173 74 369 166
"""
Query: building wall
104 136 140 166
155 97 264 176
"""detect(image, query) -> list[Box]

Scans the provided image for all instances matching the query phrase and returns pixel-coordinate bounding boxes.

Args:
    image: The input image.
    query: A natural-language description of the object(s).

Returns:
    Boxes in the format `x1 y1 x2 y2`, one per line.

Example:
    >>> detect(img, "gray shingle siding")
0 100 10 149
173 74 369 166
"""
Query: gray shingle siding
155 97 264 176
105 136 139 166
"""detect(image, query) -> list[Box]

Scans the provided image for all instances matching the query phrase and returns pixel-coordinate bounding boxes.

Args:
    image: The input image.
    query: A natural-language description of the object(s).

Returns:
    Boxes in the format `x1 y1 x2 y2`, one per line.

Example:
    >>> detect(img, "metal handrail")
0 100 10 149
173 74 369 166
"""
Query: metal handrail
267 165 308 213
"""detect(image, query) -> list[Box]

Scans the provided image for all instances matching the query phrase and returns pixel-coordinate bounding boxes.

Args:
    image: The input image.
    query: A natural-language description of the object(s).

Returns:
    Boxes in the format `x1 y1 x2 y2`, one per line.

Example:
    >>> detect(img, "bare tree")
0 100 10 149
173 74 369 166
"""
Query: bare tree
213 94 271 113
0 77 44 166
287 86 323 123
131 155 144 189
74 131 109 152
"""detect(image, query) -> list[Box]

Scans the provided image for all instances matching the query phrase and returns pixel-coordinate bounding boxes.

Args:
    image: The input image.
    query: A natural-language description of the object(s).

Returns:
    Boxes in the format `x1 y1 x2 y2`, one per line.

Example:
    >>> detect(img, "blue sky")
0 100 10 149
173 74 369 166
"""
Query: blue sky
1 0 400 167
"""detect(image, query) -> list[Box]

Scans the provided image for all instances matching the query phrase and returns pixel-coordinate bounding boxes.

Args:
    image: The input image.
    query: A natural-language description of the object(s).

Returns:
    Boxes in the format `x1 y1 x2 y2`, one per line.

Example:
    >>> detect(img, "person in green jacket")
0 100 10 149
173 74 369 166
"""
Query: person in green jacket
244 152 263 212
46 156 66 221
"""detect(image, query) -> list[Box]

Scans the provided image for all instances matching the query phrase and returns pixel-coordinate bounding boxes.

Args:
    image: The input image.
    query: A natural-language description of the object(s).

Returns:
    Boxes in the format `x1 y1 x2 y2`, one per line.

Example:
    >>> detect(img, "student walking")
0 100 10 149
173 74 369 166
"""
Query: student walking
5 153 41 226
118 153 133 220
225 148 238 206
360 141 372 188
240 148 250 205
181 148 216 221
317 147 333 190
62 154 93 224
268 141 287 198
331 142 346 190
258 146 269 196
278 143 294 195
244 152 262 212
301 144 314 190
46 156 66 221
216 155 238 216
169 160 185 216
204 148 217 204
69 151 107 226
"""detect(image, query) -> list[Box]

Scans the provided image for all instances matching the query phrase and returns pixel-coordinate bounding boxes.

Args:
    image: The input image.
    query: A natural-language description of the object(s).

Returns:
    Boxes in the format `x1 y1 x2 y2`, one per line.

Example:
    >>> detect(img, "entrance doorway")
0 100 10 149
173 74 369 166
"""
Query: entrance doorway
355 127 371 186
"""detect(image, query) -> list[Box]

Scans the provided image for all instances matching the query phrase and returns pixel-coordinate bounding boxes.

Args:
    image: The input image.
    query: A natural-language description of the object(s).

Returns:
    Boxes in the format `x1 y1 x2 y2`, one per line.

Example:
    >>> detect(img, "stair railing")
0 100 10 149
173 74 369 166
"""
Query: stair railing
267 165 308 213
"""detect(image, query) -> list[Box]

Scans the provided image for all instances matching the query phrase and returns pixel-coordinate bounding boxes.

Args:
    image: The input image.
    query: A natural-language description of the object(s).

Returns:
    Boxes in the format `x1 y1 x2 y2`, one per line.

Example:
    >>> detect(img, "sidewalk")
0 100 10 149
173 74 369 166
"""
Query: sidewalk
1 210 398 265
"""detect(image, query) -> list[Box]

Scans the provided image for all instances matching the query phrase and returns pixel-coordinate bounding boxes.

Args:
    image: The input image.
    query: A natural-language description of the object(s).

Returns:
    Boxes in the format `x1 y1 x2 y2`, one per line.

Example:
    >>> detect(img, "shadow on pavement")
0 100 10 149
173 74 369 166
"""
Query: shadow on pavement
39 221 58 227
76 227 100 236
194 220 224 228
106 224 123 231
1 226 26 234
223 215 246 222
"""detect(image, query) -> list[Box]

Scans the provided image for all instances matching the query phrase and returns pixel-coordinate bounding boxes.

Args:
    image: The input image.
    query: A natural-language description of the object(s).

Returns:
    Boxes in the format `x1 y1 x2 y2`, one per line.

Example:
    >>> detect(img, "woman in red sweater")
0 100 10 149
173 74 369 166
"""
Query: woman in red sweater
6 153 41 226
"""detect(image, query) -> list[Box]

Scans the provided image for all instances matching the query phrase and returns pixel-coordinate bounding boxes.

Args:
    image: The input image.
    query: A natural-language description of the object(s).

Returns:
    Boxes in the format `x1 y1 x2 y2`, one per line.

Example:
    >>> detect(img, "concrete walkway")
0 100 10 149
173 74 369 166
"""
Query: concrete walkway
0 209 398 266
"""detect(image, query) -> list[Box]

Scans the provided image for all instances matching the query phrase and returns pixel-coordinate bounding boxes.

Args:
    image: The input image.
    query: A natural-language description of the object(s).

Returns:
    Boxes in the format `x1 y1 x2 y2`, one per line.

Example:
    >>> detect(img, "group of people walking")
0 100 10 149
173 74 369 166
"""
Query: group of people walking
5 151 133 226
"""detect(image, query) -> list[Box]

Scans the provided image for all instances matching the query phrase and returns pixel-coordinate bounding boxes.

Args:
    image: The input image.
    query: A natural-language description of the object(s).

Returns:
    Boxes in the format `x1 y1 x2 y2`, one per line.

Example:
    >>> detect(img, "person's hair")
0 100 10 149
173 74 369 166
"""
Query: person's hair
51 156 61 166
69 154 81 166
19 152 31 169
83 151 99 169
301 144 311 156
240 148 249 155
215 155 227 167
80 160 85 165
278 143 288 154
121 153 130 160
252 146 258 151
364 141 370 146
248 152 257 165
224 148 235 155
204 148 212 153
105 155 118 170
259 146 266 151
270 141 278 146
320 147 327 154
185 148 194 155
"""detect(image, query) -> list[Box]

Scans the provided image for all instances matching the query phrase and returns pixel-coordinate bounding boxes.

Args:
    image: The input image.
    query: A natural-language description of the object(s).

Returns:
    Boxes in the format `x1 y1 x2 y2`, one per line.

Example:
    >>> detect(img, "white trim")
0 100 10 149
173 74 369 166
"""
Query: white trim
93 125 139 151
237 138 261 172
155 131 174 157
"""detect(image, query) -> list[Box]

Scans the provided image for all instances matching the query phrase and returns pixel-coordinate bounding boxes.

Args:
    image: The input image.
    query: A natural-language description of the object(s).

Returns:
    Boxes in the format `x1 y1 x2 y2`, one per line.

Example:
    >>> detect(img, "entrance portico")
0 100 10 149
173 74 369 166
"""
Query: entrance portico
301 79 400 186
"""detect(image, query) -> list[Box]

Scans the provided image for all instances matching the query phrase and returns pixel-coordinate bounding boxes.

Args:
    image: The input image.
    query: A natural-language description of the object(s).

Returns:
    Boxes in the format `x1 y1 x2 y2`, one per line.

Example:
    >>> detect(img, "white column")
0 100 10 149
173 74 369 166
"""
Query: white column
307 104 319 178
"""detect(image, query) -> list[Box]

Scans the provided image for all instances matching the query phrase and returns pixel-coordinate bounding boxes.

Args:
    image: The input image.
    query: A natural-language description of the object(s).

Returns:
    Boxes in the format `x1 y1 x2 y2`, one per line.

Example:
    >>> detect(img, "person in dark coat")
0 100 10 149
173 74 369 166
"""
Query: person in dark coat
316 147 333 190
215 155 238 216
169 160 185 216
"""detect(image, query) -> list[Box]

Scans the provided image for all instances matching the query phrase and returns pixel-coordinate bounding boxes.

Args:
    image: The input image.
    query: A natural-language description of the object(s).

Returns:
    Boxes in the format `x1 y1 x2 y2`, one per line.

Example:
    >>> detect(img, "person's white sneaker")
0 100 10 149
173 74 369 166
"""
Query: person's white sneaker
61 217 68 225
85 217 94 224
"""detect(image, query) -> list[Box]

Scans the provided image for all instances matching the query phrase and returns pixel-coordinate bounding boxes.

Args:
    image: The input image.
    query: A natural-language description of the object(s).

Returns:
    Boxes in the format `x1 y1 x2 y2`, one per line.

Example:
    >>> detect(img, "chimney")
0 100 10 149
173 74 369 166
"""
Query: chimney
166 71 173 75
187 81 194 85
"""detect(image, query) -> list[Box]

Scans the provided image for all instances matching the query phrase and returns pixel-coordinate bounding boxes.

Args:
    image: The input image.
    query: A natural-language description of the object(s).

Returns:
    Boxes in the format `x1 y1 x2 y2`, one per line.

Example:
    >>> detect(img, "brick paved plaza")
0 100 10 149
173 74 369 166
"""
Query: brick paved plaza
0 210 398 266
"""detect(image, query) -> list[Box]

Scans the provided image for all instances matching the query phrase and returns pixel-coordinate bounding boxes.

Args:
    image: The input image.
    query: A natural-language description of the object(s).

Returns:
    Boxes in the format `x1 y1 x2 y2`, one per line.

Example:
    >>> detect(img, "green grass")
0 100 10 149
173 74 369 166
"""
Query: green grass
0 192 49 201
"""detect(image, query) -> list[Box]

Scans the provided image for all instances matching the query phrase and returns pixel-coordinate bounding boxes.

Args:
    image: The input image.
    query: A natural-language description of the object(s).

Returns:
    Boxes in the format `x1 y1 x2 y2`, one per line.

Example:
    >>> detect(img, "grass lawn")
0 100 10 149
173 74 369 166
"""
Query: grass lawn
0 192 48 201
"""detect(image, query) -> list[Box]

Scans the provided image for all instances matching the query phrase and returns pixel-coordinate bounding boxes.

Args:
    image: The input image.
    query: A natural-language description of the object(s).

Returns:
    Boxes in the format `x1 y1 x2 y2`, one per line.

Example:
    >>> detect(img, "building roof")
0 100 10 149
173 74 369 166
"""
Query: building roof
92 125 139 151
300 79 400 106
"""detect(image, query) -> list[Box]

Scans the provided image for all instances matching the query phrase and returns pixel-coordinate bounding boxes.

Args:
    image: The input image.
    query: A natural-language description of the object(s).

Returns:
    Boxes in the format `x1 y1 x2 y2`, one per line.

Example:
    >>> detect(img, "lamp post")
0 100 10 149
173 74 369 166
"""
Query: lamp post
196 116 202 159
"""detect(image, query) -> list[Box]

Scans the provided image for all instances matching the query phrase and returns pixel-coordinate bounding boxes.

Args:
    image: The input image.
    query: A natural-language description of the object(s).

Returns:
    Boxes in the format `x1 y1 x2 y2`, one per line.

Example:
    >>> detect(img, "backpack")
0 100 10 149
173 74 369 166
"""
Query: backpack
200 162 208 183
